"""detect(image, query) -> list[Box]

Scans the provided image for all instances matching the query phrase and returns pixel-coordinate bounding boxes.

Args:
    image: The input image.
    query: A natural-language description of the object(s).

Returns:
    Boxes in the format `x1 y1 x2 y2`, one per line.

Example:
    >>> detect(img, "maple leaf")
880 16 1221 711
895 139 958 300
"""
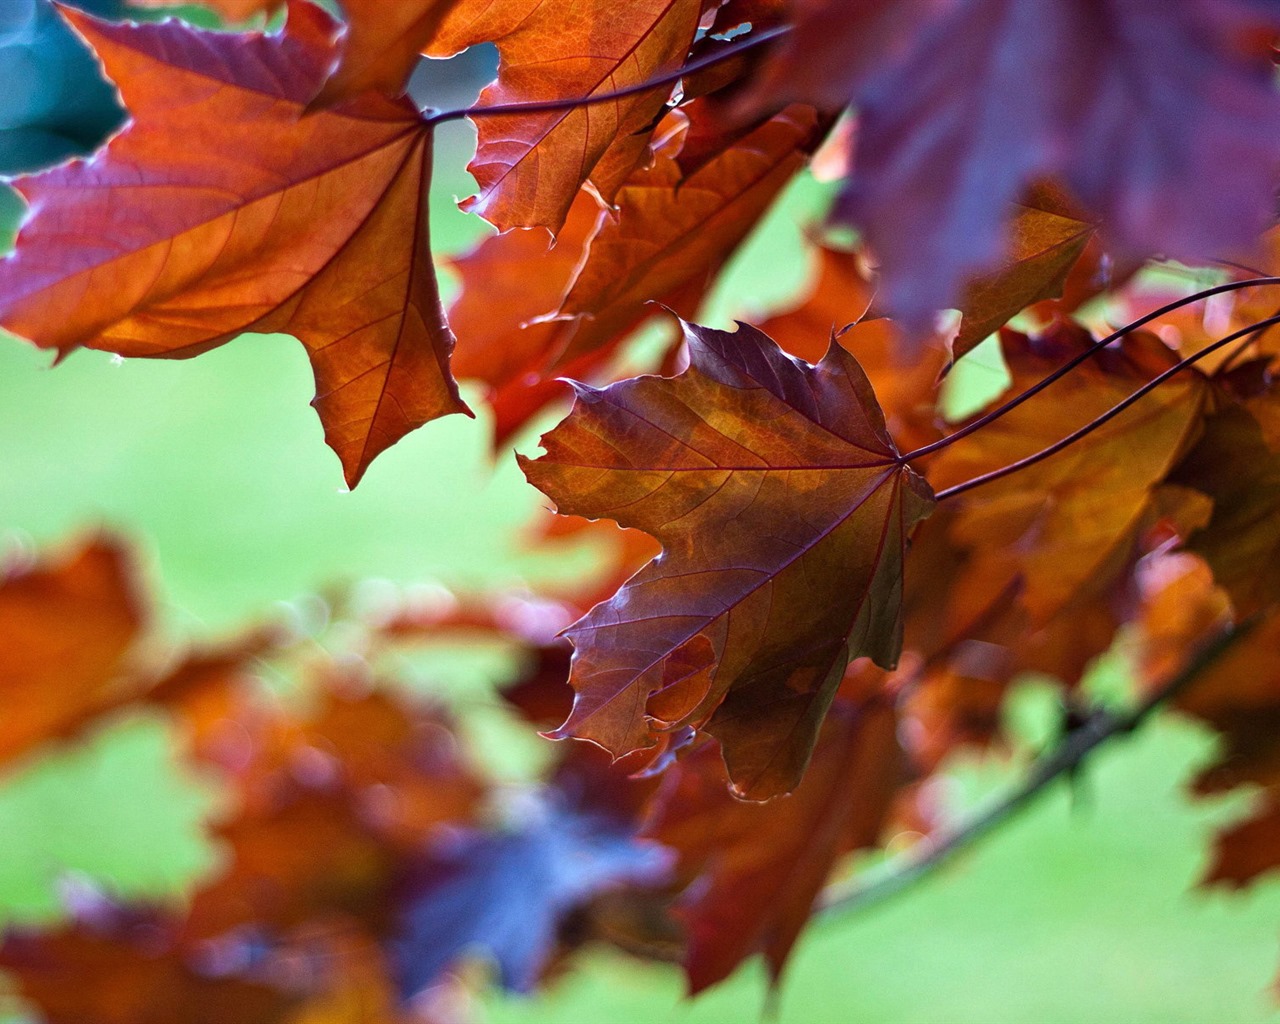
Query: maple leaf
1170 400 1280 617
850 506 1024 769
931 324 1208 627
167 674 484 937
0 535 146 767
185 789 401 940
133 626 487 943
0 912 296 1024
425 0 705 234
1135 552 1280 888
0 907 427 1024
743 0 1280 329
646 697 906 991
448 104 820 443
520 318 935 800
446 189 631 446
0 4 468 487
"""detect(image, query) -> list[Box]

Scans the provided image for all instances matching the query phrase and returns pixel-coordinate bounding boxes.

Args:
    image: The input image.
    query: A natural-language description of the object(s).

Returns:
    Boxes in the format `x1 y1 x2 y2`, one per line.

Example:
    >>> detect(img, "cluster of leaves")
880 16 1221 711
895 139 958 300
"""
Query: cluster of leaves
0 529 664 1022
3 0 1280 1015
0 518 909 1019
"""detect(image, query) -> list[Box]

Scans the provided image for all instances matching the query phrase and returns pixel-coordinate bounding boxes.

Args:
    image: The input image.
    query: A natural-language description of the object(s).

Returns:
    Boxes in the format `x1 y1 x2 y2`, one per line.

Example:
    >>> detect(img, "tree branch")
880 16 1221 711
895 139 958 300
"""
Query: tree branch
422 25 792 129
818 616 1260 919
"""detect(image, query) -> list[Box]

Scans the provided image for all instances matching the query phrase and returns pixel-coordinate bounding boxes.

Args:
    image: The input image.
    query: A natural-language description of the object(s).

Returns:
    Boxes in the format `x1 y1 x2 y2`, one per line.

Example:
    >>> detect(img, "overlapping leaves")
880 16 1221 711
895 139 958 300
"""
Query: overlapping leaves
4 0 1280 1010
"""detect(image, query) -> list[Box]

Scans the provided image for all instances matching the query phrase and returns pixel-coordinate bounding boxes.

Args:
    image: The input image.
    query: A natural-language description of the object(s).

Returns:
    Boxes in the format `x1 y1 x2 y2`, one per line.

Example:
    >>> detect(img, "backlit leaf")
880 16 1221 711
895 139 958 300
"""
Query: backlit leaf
0 5 468 486
314 0 460 105
931 324 1207 626
426 0 705 233
552 103 823 368
951 194 1095 361
521 318 935 799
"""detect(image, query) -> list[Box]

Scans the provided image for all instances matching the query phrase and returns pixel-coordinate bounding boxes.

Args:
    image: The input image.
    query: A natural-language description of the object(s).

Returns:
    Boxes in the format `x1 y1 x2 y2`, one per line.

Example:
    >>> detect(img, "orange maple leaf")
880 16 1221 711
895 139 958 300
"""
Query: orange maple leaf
0 536 146 765
0 4 468 486
426 0 705 233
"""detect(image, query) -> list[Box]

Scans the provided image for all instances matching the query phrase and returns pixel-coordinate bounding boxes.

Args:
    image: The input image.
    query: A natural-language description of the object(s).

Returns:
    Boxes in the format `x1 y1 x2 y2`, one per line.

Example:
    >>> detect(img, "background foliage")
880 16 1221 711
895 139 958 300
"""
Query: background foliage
2 1 1280 1021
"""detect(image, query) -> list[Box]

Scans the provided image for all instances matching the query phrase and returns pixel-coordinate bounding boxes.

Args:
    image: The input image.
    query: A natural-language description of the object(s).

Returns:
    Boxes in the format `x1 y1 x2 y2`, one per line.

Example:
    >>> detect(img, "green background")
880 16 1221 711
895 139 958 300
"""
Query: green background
0 37 1279 1023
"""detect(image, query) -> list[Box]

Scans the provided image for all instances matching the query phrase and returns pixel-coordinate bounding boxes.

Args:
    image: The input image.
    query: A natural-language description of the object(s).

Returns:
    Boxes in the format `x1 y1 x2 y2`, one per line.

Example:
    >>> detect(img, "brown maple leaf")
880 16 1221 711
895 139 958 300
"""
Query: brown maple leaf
931 324 1208 627
425 0 705 234
0 915 296 1024
0 5 468 487
521 318 935 800
448 103 821 444
446 189 632 446
1135 552 1280 888
753 241 947 453
0 535 147 766
314 0 461 105
951 191 1096 362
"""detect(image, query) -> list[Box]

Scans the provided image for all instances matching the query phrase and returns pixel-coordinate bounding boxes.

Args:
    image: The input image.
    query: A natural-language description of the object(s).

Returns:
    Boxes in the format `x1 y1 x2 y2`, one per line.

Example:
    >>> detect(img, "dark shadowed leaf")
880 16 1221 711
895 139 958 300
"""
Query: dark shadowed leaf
646 696 905 991
744 0 1280 330
1171 399 1280 617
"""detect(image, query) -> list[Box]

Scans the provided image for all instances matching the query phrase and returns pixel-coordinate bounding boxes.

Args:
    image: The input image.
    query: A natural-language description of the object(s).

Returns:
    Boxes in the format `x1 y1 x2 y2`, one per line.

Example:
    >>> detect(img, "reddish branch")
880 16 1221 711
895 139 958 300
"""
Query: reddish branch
422 25 793 128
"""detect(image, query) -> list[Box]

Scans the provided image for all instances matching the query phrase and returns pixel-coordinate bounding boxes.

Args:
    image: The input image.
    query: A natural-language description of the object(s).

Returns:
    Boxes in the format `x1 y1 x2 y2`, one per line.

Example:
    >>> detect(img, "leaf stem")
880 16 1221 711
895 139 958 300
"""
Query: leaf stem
818 616 1259 919
421 26 793 129
899 278 1280 465
931 311 1280 502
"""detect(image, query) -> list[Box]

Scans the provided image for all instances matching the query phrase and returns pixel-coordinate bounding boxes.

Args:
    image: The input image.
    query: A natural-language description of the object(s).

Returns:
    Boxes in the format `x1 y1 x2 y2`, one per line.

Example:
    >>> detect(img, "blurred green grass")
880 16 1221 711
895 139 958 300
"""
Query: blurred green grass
0 112 1279 1024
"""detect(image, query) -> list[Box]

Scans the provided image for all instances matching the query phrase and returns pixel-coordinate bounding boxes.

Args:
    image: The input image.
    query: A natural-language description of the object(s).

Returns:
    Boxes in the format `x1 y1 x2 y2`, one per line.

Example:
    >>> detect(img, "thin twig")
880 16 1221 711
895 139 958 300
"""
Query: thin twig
818 617 1260 919
422 26 792 129
932 311 1280 501
899 278 1280 465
